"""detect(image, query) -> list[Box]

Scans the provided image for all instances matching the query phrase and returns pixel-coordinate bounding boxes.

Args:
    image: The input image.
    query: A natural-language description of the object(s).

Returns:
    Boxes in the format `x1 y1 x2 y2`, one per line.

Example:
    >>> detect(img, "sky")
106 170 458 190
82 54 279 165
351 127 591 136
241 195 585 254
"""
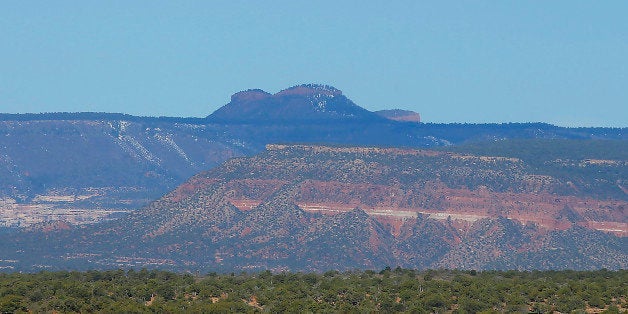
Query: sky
1 1 627 127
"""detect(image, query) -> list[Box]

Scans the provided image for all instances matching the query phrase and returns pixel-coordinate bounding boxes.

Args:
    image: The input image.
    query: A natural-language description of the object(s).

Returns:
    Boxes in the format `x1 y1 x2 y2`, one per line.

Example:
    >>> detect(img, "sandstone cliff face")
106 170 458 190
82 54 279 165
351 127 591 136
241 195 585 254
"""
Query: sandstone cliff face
2 143 626 271
69 144 626 271
205 144 626 235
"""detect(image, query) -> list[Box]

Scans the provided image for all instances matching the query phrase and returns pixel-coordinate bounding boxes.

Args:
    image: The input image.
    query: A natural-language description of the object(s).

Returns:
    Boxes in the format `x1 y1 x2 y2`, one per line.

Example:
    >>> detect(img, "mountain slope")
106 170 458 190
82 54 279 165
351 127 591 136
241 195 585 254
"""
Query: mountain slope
0 117 250 227
1 143 625 272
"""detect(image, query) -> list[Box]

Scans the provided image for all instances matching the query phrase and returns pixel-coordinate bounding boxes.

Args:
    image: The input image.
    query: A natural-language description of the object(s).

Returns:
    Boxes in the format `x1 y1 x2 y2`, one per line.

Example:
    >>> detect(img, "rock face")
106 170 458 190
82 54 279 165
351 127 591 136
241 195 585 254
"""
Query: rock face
375 109 421 123
2 143 625 272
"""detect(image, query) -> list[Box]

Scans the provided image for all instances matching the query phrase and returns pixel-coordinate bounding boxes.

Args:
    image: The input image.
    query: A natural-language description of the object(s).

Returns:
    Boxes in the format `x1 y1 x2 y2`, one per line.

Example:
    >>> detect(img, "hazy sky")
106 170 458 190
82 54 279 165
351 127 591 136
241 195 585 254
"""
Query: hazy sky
1 1 627 127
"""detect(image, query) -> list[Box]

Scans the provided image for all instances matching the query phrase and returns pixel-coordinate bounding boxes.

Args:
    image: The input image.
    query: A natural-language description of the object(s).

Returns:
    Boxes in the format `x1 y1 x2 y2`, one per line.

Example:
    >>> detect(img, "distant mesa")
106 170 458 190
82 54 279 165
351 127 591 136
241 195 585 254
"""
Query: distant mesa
208 84 383 123
375 109 421 123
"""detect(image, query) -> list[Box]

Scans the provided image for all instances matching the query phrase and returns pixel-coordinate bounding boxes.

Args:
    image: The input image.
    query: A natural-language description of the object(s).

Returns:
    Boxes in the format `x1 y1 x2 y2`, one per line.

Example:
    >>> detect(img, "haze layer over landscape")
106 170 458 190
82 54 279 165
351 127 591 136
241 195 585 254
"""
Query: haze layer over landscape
1 1 627 127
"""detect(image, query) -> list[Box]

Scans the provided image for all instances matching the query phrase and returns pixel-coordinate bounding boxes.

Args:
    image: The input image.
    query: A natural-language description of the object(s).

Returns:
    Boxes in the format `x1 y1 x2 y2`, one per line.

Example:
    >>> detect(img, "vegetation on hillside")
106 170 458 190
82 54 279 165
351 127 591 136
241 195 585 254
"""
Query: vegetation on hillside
441 139 628 162
440 139 628 200
0 268 625 313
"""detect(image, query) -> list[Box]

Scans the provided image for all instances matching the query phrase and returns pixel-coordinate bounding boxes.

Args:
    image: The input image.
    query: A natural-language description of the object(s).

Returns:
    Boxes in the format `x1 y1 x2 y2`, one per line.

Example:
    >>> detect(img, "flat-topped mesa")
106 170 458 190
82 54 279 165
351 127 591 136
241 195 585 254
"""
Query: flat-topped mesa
208 83 381 123
275 84 342 97
264 144 445 156
263 144 523 163
230 89 272 103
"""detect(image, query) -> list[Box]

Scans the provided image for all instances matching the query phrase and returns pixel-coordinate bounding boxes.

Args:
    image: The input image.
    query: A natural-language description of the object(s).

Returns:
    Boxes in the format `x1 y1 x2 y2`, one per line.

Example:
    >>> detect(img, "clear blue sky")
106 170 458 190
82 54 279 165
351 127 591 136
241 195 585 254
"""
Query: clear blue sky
1 1 627 127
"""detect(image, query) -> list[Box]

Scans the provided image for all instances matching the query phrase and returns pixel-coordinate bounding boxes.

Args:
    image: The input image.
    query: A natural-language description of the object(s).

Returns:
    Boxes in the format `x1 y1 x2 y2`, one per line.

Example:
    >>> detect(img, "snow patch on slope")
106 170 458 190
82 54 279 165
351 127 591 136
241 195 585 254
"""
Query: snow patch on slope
117 135 161 165
154 133 192 165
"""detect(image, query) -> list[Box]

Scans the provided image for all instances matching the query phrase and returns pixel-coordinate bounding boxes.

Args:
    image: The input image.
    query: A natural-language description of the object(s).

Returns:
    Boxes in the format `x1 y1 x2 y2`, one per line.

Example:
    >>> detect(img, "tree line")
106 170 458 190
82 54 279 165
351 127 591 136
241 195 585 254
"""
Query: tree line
0 268 625 313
